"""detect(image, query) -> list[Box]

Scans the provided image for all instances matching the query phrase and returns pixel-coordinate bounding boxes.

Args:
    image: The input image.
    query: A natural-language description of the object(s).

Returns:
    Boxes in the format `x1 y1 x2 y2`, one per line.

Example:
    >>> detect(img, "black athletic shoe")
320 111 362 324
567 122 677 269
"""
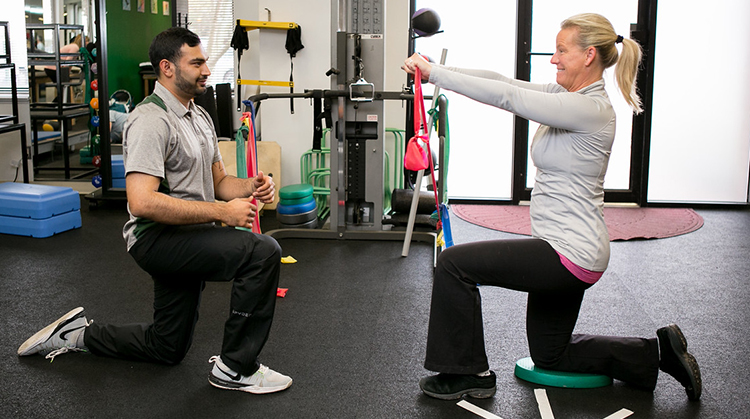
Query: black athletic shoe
419 371 497 400
657 324 702 401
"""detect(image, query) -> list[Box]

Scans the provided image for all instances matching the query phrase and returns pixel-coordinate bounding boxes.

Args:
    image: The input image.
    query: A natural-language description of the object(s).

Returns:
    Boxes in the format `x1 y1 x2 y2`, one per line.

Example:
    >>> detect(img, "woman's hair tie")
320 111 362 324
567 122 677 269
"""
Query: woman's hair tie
615 35 624 44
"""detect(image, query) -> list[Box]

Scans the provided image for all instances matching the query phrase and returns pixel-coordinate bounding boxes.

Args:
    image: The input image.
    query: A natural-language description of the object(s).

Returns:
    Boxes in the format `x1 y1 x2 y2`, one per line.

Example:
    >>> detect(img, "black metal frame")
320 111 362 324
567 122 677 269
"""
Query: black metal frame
84 0 126 205
630 0 658 206
0 21 28 183
403 1 417 189
26 23 87 113
25 23 97 181
511 0 533 205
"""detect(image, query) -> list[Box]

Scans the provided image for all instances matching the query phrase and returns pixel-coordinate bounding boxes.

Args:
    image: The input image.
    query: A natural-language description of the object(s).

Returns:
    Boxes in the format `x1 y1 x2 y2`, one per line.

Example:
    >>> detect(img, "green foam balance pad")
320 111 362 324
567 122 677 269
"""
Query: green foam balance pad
279 184 313 200
279 194 315 206
514 357 612 388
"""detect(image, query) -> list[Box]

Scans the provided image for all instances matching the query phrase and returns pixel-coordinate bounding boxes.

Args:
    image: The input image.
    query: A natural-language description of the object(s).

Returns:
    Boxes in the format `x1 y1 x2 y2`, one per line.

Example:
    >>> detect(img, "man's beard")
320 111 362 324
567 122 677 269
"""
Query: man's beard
174 66 207 97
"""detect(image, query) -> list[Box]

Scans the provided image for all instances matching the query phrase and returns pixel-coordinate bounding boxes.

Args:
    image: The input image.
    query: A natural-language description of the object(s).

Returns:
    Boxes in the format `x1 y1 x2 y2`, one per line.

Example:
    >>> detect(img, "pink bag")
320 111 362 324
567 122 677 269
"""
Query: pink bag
403 64 445 231
404 66 430 171
404 136 429 171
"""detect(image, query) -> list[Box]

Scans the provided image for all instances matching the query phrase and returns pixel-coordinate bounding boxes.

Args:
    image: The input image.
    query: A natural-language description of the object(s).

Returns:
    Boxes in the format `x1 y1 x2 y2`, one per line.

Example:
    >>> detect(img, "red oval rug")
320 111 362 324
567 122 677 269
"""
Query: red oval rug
451 205 704 241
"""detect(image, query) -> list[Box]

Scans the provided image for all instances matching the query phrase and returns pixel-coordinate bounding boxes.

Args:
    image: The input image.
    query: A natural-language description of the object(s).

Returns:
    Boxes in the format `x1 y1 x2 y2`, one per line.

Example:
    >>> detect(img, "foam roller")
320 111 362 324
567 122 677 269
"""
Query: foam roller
391 189 437 214
386 213 437 228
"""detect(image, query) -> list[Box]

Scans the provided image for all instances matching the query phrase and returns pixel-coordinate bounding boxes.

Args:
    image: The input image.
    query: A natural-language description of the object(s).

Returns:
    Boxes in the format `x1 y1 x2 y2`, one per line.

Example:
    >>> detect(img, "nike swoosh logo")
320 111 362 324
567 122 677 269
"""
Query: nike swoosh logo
218 365 241 381
58 325 86 341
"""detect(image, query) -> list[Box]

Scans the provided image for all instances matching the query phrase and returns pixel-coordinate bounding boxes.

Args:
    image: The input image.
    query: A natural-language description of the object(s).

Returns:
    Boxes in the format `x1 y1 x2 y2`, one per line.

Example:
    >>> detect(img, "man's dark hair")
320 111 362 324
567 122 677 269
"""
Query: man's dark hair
149 27 201 77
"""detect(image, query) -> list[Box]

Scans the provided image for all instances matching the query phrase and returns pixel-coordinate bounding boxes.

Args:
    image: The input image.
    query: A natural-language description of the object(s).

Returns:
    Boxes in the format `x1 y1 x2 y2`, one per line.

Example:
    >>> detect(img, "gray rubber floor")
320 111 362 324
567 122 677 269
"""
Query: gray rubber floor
1 199 747 418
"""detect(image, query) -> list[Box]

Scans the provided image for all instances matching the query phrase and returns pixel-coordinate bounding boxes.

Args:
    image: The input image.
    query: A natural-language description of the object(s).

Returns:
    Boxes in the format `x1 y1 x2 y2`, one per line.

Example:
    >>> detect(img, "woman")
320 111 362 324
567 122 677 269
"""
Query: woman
44 34 87 104
402 13 701 401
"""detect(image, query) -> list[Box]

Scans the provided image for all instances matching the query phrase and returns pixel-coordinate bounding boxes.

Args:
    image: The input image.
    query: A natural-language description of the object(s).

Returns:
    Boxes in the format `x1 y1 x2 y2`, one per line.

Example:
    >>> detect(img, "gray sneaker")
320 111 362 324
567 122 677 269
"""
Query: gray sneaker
208 356 292 394
17 307 92 361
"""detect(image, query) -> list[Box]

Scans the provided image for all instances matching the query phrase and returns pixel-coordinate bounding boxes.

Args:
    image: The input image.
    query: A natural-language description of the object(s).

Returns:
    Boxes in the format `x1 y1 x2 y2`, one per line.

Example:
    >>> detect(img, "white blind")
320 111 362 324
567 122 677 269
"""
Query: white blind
1 4 30 99
188 0 235 90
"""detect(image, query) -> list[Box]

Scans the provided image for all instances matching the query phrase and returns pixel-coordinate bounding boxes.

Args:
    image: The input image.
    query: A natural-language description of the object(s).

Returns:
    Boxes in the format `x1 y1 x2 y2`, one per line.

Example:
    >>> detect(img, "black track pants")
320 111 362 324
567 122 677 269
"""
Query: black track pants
84 224 281 376
424 238 659 389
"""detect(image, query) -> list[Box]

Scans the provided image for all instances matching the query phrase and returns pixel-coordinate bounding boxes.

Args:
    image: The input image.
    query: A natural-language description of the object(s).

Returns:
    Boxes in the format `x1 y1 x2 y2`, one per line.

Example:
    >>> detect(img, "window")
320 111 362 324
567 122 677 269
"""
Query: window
415 1 517 200
188 0 234 89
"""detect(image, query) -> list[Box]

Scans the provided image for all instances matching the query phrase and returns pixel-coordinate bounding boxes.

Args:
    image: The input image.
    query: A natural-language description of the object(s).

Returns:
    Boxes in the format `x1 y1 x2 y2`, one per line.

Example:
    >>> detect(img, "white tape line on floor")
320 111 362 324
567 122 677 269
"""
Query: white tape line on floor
603 408 634 419
534 389 555 419
457 392 633 419
456 400 504 419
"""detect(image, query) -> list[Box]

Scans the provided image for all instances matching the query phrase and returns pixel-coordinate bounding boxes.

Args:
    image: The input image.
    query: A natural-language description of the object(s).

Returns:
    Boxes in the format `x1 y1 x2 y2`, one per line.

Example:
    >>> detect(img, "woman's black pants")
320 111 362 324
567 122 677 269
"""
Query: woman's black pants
424 238 659 389
83 224 281 376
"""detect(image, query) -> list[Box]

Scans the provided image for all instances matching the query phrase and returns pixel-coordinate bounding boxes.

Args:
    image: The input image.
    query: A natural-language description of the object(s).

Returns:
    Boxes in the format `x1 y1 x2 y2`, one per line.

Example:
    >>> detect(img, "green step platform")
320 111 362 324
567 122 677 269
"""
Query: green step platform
514 357 612 388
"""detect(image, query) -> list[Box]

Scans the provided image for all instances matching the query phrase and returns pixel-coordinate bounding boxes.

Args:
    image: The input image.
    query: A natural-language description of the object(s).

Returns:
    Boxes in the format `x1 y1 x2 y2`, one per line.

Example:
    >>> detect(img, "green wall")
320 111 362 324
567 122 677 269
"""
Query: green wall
105 0 172 103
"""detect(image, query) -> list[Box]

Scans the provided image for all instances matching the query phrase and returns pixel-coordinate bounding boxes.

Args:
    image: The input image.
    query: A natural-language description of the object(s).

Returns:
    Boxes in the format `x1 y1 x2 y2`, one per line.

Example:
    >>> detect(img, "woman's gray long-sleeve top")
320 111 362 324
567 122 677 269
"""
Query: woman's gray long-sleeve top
429 64 615 272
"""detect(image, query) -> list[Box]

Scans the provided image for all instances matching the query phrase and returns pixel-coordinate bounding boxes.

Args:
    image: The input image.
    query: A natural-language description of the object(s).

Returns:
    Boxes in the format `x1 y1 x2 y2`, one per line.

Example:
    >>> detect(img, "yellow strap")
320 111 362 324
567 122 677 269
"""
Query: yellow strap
237 79 294 88
238 20 298 31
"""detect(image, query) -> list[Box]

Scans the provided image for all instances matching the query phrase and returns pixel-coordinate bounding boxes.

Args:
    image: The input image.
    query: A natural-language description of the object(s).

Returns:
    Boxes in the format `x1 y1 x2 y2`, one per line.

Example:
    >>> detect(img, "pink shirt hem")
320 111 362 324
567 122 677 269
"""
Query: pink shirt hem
557 252 603 285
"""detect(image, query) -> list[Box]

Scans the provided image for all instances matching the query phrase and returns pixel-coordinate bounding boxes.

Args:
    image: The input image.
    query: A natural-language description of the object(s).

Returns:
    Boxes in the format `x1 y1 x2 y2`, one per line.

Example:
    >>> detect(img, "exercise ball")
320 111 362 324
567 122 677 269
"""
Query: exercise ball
42 120 59 131
412 8 441 37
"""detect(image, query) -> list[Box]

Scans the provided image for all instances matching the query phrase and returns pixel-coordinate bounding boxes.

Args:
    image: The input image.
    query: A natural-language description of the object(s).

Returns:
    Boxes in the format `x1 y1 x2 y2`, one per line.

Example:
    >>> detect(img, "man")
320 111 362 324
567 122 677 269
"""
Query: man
17 27 292 395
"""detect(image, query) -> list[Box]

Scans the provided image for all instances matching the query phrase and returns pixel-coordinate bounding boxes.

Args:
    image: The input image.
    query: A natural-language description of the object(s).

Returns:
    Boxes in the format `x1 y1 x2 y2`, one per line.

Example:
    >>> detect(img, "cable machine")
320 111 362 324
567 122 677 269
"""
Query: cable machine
262 0 441 259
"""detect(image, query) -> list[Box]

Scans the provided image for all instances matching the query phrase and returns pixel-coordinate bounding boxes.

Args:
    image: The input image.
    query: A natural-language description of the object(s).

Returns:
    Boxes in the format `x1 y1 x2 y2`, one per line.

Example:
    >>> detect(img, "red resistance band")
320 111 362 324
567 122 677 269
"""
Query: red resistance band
412 66 442 229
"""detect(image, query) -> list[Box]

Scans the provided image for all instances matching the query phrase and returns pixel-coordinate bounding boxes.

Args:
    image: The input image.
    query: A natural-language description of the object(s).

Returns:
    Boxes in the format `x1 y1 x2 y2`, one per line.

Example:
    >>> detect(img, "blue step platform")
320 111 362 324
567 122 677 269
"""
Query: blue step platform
111 155 126 188
0 183 82 238
111 155 125 178
0 211 82 238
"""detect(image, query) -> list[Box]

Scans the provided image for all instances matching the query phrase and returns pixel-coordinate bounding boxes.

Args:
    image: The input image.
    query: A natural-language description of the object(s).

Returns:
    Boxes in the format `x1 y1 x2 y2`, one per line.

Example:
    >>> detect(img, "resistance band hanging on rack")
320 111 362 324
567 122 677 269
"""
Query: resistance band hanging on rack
404 66 442 232
404 66 430 171
235 101 261 234
429 95 453 248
